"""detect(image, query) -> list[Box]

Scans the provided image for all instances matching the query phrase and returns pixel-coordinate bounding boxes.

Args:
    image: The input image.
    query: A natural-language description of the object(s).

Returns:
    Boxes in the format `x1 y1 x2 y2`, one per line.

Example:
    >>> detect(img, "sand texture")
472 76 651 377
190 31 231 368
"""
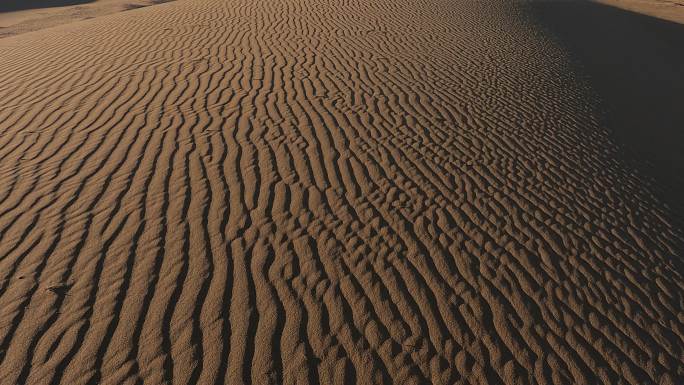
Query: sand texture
0 0 174 38
595 0 684 23
0 0 683 384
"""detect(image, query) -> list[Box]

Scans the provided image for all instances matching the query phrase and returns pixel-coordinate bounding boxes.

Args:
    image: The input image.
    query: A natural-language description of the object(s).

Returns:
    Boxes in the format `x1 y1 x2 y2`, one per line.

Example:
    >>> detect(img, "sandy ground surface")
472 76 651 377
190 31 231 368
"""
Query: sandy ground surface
0 0 683 384
596 0 684 23
0 0 173 38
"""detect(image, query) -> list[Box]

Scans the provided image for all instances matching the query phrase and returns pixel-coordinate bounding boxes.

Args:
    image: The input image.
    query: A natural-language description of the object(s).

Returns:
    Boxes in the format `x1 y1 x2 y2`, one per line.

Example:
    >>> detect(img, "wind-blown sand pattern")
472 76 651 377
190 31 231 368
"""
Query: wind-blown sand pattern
0 0 683 384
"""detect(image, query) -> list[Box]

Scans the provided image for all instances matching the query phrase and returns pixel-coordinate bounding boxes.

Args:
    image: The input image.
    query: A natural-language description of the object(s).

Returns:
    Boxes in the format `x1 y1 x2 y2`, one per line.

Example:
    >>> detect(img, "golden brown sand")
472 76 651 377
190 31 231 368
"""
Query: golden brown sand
0 0 682 384
596 0 684 23
0 0 173 38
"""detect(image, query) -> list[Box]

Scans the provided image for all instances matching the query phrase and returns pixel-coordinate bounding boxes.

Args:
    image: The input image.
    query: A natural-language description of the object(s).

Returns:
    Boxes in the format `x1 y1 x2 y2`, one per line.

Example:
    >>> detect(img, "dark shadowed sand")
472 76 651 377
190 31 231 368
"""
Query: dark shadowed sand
0 1 97 13
532 0 684 219
0 1 682 384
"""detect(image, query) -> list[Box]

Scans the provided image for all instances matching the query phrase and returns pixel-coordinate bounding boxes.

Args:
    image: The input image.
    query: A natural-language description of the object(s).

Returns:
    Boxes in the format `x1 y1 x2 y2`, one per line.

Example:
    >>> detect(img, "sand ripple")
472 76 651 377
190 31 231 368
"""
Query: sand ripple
0 0 682 384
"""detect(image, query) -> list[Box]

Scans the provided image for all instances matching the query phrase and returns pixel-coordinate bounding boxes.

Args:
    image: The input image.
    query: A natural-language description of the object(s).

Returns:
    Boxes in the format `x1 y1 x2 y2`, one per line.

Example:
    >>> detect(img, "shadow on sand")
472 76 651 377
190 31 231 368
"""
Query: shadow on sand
0 1 95 13
531 1 684 215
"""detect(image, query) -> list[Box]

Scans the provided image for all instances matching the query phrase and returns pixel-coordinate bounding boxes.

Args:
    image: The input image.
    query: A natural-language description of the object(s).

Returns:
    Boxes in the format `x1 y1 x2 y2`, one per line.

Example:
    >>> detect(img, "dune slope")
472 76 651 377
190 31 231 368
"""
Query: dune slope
0 0 174 38
0 0 682 384
595 0 684 24
533 0 684 219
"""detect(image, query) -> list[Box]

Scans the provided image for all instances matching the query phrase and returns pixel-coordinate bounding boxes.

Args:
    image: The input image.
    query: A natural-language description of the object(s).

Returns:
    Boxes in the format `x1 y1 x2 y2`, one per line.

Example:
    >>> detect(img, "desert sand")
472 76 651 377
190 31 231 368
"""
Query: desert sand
0 0 173 38
596 0 684 23
0 0 683 384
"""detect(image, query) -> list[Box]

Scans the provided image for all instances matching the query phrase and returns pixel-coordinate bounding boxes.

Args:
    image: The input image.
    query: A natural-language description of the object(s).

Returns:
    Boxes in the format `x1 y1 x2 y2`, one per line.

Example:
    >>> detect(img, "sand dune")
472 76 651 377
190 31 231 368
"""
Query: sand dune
595 0 684 24
0 0 682 384
0 0 174 38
